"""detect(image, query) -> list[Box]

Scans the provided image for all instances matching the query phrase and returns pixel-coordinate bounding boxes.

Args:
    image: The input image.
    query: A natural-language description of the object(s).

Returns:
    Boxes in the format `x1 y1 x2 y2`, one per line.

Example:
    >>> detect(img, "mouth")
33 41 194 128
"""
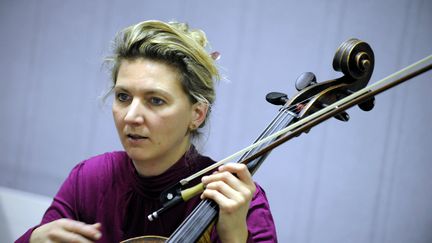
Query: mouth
126 133 149 140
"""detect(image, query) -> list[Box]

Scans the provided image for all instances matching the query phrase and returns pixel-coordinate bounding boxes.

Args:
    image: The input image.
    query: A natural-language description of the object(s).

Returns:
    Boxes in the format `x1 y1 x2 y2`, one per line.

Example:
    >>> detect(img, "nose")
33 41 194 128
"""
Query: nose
124 99 145 125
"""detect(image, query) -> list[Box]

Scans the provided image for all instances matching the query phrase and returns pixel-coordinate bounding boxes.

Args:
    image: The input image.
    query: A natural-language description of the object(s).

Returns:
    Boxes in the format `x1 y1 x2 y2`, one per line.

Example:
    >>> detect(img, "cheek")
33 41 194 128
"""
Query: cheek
156 109 190 131
172 109 193 129
112 106 124 128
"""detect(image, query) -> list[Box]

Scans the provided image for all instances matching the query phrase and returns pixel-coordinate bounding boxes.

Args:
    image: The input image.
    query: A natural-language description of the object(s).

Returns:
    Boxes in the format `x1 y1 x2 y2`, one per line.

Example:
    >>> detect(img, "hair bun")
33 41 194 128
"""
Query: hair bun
169 22 208 48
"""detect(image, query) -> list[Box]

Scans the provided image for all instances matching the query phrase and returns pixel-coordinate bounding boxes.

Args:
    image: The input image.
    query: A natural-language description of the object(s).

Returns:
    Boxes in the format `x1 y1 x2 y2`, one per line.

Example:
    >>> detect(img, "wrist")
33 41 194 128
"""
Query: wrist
29 226 41 243
218 223 248 243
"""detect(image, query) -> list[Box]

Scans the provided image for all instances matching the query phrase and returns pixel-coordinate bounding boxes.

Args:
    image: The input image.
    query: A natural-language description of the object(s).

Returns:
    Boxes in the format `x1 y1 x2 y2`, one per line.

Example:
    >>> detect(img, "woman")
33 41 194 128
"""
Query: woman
17 20 277 242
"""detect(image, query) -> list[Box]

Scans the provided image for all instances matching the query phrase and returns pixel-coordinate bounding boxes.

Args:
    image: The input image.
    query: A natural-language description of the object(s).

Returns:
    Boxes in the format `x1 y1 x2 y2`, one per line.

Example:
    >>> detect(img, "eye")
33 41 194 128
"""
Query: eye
149 97 165 106
116 92 131 102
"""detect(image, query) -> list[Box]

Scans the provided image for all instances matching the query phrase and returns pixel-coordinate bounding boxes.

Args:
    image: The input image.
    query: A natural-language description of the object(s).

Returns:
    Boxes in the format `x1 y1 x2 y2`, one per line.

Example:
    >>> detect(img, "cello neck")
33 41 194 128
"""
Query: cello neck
167 107 297 242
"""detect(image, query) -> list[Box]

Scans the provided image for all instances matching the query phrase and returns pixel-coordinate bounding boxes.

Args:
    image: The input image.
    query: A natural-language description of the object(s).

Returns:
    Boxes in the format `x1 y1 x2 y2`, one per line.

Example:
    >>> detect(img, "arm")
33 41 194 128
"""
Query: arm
202 164 278 243
243 184 278 242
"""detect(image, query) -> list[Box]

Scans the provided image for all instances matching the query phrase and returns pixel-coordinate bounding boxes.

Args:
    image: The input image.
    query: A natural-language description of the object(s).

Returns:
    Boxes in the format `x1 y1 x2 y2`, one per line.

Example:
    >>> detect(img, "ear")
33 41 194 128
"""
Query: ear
190 102 209 129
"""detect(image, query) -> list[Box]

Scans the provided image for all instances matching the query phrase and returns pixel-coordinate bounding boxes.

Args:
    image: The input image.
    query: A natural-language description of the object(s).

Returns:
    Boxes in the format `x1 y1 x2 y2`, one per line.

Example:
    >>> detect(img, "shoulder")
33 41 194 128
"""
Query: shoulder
66 151 131 190
65 152 131 216
43 151 131 223
75 151 129 174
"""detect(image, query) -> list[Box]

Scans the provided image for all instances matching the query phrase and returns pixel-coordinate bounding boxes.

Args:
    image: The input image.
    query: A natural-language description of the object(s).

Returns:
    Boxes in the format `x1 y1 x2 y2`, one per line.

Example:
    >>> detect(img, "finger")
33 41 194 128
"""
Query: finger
90 222 102 231
219 163 254 187
59 219 102 241
204 180 244 203
201 188 240 213
202 170 252 197
49 229 95 243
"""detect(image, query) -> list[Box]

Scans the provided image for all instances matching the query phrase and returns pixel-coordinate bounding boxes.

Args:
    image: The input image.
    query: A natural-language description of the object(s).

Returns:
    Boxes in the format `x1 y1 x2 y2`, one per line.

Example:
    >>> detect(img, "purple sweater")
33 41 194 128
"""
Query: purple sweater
16 147 277 242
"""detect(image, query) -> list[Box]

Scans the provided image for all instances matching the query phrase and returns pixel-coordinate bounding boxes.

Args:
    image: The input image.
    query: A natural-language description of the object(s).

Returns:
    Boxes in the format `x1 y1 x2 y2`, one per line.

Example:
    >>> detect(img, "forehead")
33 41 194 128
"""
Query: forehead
115 58 185 93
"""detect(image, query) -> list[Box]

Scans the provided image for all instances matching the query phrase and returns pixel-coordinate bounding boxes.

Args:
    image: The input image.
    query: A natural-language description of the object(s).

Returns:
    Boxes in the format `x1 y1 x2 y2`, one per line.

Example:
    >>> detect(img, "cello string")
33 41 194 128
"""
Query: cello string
178 96 320 185
167 198 218 242
245 111 296 175
165 54 432 243
238 106 296 173
178 99 318 185
180 54 432 185
152 98 300 220
167 102 300 239
236 61 432 169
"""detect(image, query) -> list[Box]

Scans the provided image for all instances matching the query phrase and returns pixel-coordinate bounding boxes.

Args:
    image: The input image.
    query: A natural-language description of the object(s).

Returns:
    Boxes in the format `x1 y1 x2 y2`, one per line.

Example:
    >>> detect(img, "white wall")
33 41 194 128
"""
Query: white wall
0 187 51 242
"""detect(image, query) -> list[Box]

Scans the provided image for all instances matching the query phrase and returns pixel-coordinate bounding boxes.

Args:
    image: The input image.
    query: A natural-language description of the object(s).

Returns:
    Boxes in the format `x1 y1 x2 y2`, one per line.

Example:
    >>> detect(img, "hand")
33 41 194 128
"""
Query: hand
30 218 102 243
201 163 256 243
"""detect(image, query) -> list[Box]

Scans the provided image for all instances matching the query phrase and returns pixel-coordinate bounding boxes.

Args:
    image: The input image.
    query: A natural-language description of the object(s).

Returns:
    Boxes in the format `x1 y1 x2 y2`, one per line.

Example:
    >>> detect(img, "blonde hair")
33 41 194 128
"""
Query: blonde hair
107 20 220 135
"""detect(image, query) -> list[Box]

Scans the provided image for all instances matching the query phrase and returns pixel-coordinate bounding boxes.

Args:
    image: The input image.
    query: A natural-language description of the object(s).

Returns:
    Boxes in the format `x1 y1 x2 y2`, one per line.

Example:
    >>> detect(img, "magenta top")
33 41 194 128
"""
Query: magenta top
16 147 277 242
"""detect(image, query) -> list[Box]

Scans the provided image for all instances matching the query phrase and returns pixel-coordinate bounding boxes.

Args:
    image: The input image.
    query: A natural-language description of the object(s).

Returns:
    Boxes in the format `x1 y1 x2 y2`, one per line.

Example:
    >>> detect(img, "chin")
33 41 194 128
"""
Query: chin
125 148 150 163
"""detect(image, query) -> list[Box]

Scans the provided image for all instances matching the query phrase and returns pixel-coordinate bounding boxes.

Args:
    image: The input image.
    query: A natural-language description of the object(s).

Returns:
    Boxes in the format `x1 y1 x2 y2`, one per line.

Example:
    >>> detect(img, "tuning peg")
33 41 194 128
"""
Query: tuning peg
295 72 317 91
265 92 289 106
358 96 375 111
334 111 350 122
320 102 350 122
339 89 375 112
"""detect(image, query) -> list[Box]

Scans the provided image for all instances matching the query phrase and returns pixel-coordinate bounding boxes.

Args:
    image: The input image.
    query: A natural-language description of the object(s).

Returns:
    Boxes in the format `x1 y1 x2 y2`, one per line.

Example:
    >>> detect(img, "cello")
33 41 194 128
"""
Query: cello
122 38 432 242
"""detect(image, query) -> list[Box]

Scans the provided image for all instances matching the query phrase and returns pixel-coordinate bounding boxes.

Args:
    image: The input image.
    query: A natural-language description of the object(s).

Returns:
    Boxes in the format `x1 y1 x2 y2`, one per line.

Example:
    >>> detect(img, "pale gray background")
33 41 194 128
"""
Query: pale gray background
1 0 432 242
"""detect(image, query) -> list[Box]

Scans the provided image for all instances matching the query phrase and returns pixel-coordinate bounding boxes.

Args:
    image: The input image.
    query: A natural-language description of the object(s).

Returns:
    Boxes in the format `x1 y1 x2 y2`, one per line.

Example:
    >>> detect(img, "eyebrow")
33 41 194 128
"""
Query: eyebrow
113 85 172 98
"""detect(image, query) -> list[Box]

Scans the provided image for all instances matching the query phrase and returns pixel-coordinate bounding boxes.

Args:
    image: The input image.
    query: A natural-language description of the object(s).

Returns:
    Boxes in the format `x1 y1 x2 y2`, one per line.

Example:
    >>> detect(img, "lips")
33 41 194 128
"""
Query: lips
127 134 148 140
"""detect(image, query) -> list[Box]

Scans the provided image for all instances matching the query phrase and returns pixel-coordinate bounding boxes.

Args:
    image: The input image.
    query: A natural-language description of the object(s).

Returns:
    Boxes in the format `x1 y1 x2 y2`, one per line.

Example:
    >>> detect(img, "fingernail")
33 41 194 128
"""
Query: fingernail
95 232 102 239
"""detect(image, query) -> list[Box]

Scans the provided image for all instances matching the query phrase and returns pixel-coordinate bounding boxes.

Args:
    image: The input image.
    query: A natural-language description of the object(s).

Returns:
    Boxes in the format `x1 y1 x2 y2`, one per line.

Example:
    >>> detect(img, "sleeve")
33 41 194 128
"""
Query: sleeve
15 162 85 243
244 183 278 242
210 183 278 243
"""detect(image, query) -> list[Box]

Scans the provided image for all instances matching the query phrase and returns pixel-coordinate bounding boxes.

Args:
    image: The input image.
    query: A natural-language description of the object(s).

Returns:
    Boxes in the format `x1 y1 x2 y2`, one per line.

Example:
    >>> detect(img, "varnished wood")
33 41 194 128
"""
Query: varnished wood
120 235 167 243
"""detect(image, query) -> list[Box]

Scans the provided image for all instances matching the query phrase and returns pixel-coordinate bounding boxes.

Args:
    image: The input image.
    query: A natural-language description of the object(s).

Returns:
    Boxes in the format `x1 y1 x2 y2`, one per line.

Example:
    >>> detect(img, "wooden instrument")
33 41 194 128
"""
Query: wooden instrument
122 39 432 243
